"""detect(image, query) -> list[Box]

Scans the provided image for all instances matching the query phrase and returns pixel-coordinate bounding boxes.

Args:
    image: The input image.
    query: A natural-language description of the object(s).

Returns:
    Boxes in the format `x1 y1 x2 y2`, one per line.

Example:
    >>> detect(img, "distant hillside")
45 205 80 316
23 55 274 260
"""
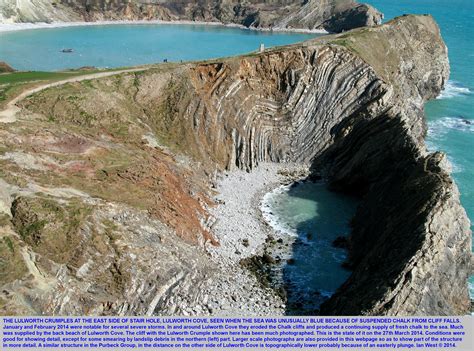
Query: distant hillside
0 0 382 33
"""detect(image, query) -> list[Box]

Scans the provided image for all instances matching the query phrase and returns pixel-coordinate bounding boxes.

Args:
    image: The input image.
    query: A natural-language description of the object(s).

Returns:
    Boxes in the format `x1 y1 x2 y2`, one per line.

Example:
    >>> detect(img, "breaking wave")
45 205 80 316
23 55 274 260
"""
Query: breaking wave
428 116 474 138
261 184 299 238
437 80 471 99
426 117 471 174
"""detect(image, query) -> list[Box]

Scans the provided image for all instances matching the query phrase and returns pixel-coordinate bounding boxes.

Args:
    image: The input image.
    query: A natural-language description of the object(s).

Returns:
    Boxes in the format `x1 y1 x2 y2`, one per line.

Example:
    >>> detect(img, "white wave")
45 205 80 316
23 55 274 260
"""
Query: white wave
261 185 299 238
437 80 471 99
448 159 464 174
319 289 334 298
426 118 469 174
331 251 347 263
428 116 474 138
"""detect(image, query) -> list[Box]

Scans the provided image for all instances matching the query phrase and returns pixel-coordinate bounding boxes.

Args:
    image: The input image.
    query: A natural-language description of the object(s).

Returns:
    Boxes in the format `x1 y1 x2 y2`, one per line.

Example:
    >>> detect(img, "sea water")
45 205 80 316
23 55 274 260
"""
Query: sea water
0 23 317 71
367 0 474 305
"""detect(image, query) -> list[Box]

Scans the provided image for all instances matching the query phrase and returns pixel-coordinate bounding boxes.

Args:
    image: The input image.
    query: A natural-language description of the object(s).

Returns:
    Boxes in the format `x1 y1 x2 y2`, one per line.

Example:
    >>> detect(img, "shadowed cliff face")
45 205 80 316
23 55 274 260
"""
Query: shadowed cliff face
0 15 471 315
0 0 382 33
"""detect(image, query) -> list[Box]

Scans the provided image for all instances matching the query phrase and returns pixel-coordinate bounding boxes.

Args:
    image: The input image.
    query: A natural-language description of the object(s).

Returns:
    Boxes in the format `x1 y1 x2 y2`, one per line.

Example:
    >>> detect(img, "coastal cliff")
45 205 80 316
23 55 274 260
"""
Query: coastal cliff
0 15 471 315
0 0 382 33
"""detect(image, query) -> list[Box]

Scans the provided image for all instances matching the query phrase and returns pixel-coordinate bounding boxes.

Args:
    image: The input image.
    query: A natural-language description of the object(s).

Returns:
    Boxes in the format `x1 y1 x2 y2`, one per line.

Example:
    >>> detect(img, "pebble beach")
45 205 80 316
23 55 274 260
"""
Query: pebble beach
199 163 309 316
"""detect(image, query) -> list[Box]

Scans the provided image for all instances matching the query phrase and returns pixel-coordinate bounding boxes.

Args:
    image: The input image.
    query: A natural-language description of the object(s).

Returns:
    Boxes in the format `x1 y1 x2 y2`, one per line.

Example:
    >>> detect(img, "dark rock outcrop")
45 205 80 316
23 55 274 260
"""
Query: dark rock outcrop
0 0 382 33
320 151 472 315
323 3 383 32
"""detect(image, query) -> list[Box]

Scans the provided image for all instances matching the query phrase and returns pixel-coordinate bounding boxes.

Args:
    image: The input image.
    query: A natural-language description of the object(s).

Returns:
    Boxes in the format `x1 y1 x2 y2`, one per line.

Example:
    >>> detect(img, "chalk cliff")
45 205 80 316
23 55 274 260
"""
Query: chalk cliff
0 0 382 33
0 15 470 315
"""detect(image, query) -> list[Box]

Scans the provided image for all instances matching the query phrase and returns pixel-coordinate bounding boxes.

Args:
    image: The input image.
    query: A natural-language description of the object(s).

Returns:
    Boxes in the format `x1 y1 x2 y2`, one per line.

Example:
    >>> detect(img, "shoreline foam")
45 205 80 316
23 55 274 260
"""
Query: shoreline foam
437 80 472 100
208 163 309 263
203 163 294 315
203 163 309 315
207 163 295 265
0 20 328 34
261 183 301 238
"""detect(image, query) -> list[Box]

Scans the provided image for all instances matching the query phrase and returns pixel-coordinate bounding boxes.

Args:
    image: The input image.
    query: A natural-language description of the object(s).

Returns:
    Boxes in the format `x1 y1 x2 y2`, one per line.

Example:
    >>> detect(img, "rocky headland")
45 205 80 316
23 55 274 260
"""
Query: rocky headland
0 62 15 73
0 0 382 33
0 14 471 316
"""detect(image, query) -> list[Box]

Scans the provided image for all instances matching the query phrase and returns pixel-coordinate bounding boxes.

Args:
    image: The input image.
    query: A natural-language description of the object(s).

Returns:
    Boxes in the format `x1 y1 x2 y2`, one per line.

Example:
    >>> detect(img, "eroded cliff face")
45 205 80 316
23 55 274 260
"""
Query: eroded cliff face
0 15 470 315
0 0 382 33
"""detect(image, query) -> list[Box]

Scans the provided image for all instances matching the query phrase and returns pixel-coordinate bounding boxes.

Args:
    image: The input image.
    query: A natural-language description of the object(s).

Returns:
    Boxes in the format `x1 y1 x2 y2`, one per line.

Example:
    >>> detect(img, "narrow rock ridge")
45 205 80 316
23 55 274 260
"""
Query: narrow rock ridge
2 15 471 315
0 0 382 33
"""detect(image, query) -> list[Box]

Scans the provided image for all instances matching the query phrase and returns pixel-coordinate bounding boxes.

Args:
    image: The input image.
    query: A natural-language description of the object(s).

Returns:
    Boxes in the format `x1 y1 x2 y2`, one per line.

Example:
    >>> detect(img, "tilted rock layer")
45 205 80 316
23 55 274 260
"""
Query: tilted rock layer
0 15 471 315
0 0 382 32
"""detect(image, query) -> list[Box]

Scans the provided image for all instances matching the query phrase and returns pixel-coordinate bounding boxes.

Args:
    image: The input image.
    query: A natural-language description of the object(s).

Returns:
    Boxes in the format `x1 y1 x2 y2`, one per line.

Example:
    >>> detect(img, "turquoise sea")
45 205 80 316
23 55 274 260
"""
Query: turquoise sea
0 24 316 71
